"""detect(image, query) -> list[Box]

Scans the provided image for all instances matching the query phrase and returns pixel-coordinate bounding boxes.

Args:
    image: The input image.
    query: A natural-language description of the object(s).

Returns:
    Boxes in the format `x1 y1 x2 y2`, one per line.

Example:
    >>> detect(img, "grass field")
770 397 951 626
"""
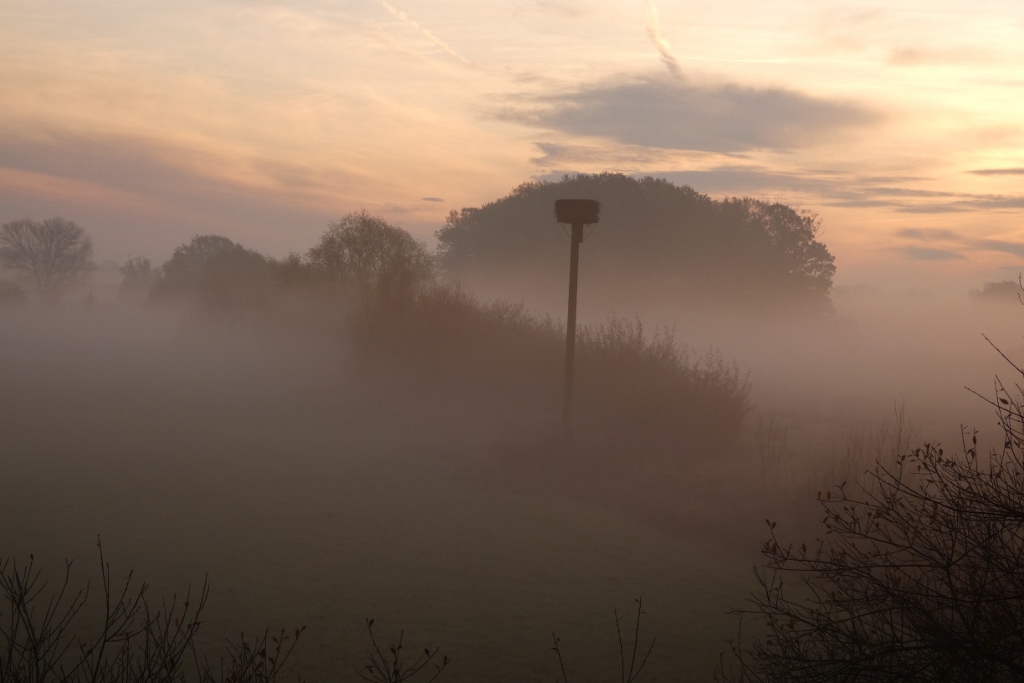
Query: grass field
0 304 753 683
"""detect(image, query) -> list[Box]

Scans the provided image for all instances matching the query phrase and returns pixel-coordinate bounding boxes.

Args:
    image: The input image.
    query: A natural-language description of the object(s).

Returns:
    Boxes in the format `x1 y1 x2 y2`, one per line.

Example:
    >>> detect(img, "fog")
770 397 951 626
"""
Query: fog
2 251 1023 681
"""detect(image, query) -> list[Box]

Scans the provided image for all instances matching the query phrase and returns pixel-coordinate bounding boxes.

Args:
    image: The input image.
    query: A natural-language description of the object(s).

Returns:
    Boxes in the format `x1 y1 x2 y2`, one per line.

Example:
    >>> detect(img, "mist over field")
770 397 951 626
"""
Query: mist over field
4 172 1024 681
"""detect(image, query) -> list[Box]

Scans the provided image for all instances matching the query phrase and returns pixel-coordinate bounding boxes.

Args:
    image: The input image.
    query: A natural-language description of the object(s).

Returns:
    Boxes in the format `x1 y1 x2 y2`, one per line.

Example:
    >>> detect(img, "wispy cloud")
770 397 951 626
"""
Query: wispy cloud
899 246 966 261
898 228 961 241
891 226 1024 262
976 239 1024 259
375 0 473 66
969 168 1024 176
887 46 994 67
501 74 877 153
644 0 682 79
530 141 674 167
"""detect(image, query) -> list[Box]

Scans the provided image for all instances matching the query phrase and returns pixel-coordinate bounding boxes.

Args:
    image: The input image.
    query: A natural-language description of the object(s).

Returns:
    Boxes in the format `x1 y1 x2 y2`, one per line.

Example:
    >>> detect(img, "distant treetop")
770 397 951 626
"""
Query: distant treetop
437 173 836 313
0 217 94 297
971 279 1022 304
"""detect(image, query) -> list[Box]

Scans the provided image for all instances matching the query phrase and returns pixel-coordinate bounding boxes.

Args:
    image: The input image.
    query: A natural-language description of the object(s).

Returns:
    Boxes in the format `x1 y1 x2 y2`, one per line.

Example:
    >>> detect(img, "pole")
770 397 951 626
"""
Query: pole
562 221 583 426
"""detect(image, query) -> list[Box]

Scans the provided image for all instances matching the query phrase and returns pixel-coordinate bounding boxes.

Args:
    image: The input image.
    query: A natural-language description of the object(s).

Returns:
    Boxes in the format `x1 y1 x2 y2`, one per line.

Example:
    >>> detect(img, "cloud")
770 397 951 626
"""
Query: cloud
891 228 1024 262
530 142 673 167
421 197 445 202
523 0 582 19
969 168 1024 176
976 239 1024 259
897 228 961 241
894 195 1024 213
899 246 966 261
0 128 369 259
887 47 994 67
645 0 682 79
375 0 473 67
502 75 878 153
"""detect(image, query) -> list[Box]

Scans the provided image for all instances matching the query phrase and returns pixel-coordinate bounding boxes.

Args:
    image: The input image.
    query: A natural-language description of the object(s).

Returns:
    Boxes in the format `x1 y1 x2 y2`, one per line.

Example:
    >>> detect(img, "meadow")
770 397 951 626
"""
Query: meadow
0 298 756 683
2 240 1022 681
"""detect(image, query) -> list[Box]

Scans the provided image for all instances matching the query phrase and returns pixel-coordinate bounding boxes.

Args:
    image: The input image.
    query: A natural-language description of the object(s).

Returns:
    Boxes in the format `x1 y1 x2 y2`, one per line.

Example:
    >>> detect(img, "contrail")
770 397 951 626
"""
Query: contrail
376 0 473 67
645 0 682 79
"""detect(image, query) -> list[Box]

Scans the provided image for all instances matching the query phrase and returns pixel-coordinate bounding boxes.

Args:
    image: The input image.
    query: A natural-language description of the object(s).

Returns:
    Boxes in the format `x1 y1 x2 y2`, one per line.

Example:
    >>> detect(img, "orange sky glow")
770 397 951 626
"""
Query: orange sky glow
2 0 1023 290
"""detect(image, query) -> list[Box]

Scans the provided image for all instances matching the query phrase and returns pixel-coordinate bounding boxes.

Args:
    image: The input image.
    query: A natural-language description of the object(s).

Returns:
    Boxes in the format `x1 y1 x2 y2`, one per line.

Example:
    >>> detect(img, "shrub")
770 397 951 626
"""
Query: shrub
352 282 750 461
0 541 303 683
719 368 1024 681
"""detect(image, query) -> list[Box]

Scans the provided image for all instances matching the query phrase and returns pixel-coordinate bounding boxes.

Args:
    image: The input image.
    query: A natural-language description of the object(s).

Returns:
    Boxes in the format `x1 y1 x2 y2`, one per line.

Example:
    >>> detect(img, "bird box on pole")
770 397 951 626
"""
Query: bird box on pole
554 199 600 428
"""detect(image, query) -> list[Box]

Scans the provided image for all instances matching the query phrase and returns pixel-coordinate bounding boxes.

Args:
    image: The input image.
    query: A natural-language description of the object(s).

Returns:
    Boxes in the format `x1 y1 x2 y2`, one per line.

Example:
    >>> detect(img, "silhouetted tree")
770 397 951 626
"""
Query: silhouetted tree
153 234 250 299
119 256 157 293
437 174 835 312
720 376 1024 682
0 217 94 296
308 212 433 295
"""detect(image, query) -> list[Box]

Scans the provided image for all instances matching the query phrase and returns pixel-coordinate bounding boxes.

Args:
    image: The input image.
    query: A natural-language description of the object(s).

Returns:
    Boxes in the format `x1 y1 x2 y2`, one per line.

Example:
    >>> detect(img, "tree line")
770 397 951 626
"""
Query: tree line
1 174 837 314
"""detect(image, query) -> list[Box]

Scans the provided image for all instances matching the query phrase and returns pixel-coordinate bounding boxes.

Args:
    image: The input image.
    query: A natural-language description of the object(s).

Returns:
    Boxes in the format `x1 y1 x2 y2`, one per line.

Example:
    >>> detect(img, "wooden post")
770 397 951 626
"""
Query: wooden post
563 221 584 425
553 199 600 429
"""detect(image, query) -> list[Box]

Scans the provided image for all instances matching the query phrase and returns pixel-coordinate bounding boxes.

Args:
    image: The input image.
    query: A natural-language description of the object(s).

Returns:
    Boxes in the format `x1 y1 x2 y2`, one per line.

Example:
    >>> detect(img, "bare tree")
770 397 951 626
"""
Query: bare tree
0 217 94 295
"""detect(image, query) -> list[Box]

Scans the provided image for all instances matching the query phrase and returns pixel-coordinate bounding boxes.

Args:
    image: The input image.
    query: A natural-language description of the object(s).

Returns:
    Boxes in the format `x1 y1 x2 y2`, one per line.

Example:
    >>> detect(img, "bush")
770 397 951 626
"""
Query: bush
719 368 1024 681
574 318 750 457
352 282 750 462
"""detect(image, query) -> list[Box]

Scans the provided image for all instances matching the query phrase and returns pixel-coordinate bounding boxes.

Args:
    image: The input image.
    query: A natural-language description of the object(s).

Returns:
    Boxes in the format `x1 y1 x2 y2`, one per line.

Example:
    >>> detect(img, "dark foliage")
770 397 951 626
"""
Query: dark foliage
357 620 448 683
143 218 749 463
436 173 835 313
307 212 433 297
153 235 251 300
352 282 750 461
719 359 1024 682
0 218 94 296
153 236 321 309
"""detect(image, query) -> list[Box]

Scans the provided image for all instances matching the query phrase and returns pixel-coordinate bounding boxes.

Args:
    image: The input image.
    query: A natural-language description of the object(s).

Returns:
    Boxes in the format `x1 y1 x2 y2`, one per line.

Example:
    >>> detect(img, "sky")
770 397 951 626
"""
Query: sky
1 0 1023 290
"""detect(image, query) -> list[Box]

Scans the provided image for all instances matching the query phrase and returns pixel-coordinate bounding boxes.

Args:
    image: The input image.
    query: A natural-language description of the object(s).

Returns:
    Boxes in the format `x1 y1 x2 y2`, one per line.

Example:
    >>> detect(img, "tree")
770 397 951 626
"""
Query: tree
436 174 835 313
152 234 249 298
719 372 1024 682
119 256 157 293
307 211 433 294
0 217 94 295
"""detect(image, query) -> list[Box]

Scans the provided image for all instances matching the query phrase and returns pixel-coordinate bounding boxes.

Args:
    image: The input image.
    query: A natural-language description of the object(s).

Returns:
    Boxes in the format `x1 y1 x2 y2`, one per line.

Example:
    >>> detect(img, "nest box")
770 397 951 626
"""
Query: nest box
554 199 600 225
